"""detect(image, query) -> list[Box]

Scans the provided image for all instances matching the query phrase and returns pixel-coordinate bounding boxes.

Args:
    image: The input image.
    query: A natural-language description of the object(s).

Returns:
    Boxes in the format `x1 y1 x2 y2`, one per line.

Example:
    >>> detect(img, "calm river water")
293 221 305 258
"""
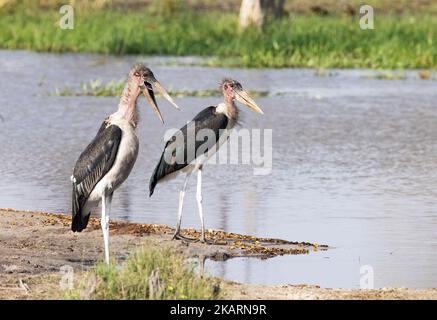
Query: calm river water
0 50 436 288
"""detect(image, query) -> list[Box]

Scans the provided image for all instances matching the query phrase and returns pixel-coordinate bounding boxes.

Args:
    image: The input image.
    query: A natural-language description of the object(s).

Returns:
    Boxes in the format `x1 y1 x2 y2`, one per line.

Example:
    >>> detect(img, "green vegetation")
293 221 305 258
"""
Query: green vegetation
51 79 270 97
52 70 435 97
66 243 222 300
0 2 436 69
362 71 407 80
52 79 126 97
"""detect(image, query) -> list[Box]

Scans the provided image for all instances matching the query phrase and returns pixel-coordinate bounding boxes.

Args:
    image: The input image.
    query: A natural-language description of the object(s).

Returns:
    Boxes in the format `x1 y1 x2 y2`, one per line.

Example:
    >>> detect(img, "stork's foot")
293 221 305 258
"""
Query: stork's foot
171 229 212 244
172 232 197 242
191 235 212 244
172 224 184 240
199 237 215 245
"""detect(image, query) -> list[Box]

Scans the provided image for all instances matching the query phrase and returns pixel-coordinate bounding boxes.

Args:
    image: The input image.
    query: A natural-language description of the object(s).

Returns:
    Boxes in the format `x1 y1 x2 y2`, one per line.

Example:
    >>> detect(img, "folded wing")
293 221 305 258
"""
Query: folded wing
149 106 228 196
71 122 122 232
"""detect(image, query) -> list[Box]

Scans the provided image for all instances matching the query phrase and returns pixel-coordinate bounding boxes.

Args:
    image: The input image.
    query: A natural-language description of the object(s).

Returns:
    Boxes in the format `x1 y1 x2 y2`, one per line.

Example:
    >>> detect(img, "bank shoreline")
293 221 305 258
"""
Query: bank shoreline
0 209 435 300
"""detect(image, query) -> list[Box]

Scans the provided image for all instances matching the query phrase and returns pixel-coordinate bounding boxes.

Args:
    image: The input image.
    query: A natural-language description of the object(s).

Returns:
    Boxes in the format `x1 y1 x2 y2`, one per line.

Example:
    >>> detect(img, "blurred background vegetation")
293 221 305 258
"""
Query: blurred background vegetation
0 0 435 68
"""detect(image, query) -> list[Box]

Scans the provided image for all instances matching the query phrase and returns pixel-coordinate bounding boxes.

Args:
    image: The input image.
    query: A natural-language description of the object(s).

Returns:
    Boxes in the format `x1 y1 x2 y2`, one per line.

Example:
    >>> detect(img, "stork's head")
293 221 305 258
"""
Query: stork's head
129 63 180 123
221 78 263 114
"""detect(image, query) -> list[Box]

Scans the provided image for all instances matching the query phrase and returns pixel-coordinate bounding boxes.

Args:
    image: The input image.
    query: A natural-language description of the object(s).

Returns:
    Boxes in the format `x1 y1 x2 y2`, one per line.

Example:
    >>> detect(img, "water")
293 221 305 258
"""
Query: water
1 50 436 288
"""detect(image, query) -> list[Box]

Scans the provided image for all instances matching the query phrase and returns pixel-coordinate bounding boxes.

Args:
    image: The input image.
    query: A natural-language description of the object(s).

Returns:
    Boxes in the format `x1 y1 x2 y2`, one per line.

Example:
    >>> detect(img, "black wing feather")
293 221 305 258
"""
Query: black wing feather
71 122 122 232
149 106 228 196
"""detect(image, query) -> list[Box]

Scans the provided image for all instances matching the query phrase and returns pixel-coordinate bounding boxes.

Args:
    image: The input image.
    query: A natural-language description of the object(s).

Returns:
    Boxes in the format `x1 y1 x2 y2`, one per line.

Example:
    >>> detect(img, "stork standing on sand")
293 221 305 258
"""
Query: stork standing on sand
149 79 263 242
71 63 179 264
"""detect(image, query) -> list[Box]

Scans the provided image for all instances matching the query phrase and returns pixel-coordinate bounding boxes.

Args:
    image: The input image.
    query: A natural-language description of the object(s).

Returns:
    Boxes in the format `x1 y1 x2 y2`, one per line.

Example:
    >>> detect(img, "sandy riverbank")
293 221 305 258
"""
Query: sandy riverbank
0 209 436 300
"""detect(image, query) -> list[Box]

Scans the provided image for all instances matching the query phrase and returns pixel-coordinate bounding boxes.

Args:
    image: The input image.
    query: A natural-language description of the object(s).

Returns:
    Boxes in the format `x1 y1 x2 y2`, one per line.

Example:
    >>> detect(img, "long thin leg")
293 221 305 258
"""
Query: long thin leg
101 193 112 264
172 173 191 240
196 168 206 243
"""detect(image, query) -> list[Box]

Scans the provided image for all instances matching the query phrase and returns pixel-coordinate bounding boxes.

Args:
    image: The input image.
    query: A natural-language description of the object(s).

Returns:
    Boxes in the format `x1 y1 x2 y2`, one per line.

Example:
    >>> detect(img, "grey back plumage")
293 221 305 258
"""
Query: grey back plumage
71 121 122 232
149 106 228 196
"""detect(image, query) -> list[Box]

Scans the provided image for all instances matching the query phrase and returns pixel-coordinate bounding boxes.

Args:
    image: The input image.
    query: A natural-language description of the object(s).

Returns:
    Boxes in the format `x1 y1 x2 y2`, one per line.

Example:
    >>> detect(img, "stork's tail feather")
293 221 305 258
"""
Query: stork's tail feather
149 152 169 197
71 183 90 232
71 211 90 232
149 165 159 197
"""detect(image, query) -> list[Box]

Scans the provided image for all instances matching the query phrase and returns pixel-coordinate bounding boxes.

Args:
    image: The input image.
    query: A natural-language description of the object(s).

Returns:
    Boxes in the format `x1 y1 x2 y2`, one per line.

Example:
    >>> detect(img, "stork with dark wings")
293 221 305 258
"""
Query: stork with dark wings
149 79 263 243
71 63 179 264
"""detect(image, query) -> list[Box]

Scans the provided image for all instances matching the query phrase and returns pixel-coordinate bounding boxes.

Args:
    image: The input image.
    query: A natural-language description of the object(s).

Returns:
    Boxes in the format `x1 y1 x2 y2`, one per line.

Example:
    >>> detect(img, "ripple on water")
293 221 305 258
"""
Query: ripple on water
1 50 437 288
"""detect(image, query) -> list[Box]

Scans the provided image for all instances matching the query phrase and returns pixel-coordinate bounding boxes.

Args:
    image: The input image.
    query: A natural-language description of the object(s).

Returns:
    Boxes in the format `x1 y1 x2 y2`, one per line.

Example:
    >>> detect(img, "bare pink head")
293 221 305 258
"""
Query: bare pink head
220 78 264 114
119 63 180 125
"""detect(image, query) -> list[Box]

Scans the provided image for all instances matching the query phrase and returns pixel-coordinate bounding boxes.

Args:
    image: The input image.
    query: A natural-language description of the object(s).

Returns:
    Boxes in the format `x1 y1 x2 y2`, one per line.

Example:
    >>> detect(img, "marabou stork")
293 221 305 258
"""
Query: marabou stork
71 63 179 264
149 79 263 242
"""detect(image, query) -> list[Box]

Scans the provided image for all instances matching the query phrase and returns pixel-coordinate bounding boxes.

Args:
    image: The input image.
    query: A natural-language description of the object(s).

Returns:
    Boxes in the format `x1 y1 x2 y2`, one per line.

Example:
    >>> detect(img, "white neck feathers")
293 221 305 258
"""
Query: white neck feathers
216 102 238 120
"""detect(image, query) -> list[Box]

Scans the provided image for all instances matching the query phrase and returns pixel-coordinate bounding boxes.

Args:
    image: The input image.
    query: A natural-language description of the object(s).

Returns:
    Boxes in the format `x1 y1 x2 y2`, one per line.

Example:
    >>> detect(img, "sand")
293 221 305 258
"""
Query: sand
0 209 435 300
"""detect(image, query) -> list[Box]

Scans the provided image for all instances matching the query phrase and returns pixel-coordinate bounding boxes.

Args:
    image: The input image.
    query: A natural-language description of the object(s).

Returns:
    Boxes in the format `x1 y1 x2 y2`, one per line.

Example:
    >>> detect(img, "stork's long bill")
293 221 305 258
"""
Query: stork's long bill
142 76 180 124
235 89 264 114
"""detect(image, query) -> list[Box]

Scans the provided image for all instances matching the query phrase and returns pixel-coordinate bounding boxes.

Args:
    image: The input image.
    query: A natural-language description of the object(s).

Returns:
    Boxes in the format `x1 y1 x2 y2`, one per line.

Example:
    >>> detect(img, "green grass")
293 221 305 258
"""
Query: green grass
52 79 126 97
52 71 435 97
362 71 407 80
66 243 222 300
1 5 436 69
51 78 270 97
